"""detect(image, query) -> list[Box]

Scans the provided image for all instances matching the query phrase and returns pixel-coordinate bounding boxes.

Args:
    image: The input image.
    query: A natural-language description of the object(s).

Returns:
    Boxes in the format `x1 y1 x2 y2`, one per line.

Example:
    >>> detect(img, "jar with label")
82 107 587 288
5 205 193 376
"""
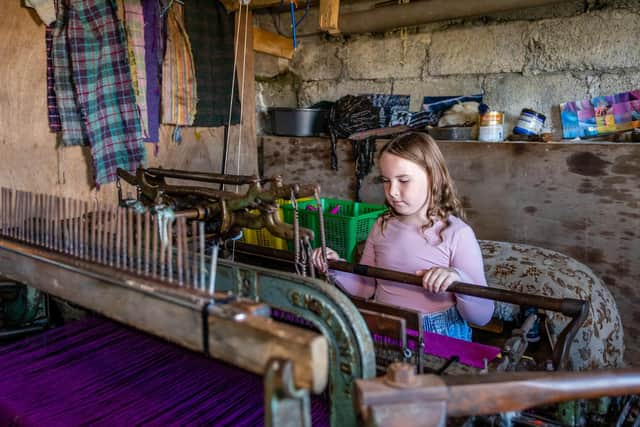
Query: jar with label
478 111 504 142
513 108 546 136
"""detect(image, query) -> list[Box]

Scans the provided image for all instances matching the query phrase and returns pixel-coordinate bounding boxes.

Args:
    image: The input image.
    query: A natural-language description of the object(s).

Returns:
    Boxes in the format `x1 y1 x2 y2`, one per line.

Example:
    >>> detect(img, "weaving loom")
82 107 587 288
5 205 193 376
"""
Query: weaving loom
2 173 640 427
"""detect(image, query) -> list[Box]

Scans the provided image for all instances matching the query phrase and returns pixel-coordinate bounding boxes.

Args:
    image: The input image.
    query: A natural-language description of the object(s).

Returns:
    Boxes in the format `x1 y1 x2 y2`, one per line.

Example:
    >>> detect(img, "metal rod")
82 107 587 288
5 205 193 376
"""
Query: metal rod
181 217 190 286
167 219 173 283
145 167 261 186
191 220 197 288
208 241 218 295
144 211 150 276
127 208 133 271
177 218 184 286
136 211 142 275
159 218 166 281
199 221 205 290
152 214 158 278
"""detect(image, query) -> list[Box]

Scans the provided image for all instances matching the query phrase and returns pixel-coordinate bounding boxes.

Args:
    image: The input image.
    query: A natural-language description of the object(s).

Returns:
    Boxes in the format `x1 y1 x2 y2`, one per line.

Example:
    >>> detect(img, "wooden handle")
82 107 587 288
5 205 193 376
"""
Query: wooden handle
328 260 586 318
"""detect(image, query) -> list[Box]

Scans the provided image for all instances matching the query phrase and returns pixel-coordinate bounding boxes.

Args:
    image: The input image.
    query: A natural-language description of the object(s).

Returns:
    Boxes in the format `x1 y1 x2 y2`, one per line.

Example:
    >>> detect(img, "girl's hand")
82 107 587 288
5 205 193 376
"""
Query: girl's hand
311 247 340 274
416 267 460 293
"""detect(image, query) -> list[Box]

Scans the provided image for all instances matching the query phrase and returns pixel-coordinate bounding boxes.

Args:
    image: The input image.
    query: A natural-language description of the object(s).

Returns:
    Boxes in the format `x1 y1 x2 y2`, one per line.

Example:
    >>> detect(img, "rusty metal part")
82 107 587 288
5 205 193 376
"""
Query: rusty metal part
355 363 640 427
116 167 320 243
145 167 282 187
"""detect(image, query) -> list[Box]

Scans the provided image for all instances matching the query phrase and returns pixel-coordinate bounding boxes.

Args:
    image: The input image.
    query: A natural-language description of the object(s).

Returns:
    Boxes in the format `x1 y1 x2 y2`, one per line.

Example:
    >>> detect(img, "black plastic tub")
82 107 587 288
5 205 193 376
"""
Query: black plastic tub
266 108 329 137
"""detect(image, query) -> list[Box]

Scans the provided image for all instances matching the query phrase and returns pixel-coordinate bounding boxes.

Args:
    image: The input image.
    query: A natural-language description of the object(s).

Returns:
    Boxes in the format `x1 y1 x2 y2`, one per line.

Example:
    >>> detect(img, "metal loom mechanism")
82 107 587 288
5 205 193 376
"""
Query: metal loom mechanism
0 186 375 427
115 167 317 243
3 185 640 427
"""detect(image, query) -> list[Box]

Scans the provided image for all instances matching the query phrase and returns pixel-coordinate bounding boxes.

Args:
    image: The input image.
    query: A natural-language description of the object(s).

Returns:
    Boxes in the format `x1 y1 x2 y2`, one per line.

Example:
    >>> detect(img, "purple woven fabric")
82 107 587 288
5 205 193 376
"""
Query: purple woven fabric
0 317 329 426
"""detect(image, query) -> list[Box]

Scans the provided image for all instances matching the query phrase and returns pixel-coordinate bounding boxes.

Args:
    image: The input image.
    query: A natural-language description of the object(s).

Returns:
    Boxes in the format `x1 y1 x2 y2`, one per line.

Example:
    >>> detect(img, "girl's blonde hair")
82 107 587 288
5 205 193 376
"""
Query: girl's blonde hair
378 131 465 233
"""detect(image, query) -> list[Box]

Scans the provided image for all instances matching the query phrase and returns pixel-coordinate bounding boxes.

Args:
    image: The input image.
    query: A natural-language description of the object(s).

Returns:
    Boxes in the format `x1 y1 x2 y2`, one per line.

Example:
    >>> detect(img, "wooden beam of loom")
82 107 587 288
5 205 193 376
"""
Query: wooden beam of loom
319 0 340 34
0 238 328 394
253 27 294 59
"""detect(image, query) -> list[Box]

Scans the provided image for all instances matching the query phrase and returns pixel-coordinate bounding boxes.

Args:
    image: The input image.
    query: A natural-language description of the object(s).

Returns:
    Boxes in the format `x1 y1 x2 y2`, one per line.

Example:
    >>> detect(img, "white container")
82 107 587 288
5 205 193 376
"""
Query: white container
478 124 504 142
478 111 504 142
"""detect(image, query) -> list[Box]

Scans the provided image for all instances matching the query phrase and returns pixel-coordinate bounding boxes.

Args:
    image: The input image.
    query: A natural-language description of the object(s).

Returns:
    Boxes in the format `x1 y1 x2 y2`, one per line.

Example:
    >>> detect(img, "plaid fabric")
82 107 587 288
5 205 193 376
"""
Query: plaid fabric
142 0 161 143
46 26 61 132
184 0 240 127
66 0 146 185
121 0 149 139
52 2 89 146
161 2 197 126
423 305 472 341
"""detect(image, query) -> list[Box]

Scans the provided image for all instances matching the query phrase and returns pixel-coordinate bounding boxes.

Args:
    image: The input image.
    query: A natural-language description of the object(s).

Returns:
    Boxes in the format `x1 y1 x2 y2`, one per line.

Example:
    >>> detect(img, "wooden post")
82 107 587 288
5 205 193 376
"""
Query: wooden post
319 0 340 34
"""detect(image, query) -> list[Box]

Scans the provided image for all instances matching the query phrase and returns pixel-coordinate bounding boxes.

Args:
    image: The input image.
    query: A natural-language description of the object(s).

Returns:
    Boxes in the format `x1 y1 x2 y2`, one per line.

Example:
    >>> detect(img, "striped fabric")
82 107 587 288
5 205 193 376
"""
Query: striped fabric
120 0 149 139
141 0 161 143
161 2 197 126
66 0 146 185
46 26 61 133
51 2 89 146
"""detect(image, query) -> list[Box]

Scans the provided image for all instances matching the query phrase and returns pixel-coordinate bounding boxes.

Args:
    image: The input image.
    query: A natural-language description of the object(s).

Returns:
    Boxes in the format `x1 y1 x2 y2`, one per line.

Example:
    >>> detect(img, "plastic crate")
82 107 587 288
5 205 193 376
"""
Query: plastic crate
282 198 387 262
239 199 309 250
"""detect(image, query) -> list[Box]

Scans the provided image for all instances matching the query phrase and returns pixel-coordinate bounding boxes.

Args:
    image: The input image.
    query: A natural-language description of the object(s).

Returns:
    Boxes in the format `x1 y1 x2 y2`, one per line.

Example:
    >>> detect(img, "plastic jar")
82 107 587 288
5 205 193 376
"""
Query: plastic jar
513 108 546 136
478 111 504 142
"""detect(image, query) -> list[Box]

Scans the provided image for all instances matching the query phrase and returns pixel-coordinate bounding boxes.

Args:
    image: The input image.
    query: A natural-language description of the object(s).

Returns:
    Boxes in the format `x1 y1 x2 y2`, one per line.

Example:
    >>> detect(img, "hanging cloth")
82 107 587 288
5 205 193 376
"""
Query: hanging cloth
119 0 150 140
141 0 161 143
184 0 241 127
51 1 90 146
46 25 61 133
161 1 197 126
66 0 146 185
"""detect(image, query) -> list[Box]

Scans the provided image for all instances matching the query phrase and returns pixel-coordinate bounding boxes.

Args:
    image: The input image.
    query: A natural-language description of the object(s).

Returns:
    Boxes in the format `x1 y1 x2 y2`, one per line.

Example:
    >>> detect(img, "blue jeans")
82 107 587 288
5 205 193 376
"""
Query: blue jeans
423 305 472 341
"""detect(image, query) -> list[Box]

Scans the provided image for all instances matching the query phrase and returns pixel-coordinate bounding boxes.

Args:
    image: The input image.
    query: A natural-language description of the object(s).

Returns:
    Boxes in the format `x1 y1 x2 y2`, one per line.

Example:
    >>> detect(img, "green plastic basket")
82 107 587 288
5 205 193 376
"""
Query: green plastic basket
282 198 387 262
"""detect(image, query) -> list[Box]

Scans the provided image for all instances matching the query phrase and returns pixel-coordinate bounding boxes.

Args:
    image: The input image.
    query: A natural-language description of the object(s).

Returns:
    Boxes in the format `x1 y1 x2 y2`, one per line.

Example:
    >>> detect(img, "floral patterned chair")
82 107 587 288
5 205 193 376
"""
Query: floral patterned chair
480 240 625 371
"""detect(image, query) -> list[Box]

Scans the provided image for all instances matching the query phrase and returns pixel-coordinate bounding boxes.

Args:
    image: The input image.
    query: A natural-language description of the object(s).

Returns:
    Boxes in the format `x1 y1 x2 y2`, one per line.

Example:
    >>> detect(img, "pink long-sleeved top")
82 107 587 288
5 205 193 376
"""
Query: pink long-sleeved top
331 215 494 326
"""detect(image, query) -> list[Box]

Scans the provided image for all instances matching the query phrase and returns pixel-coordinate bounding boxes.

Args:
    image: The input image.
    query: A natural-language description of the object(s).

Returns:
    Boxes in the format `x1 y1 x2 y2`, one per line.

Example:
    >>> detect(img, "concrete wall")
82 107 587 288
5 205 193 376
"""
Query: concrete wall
254 0 640 135
256 0 640 364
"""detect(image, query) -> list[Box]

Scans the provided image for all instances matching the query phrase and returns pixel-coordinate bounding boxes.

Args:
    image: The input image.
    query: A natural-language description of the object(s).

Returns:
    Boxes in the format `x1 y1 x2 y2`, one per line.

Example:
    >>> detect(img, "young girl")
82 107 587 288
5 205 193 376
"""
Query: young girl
312 132 494 341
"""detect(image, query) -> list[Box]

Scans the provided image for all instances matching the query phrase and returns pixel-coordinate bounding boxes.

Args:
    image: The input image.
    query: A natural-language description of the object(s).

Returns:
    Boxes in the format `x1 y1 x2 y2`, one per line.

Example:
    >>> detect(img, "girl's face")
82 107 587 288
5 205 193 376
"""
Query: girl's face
379 153 430 224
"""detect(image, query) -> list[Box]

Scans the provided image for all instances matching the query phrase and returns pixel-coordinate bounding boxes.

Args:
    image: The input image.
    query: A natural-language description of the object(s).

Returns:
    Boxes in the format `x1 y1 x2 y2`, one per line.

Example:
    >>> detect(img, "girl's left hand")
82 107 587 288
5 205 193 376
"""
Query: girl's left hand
416 267 460 293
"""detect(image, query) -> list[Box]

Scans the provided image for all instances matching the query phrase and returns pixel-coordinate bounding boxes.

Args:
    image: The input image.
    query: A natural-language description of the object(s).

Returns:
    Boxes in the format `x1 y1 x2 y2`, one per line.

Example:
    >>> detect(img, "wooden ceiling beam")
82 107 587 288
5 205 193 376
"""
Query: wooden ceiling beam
253 27 295 59
319 0 340 34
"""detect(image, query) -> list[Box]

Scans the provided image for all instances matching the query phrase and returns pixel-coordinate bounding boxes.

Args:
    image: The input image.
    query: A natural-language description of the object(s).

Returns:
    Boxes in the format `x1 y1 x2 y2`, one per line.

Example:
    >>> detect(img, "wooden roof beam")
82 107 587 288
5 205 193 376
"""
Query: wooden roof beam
253 27 295 59
319 0 340 34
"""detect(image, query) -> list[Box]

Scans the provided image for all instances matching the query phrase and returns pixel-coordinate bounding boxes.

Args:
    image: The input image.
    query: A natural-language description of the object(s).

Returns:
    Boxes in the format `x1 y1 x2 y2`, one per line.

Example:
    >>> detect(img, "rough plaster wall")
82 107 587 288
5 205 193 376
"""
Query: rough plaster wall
0 1 257 206
254 0 640 134
256 0 640 364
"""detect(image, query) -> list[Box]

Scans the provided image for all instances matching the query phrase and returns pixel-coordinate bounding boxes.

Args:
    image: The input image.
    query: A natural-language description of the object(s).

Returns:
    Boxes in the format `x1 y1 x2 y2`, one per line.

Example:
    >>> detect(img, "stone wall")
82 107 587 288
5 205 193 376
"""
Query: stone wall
255 0 640 364
254 0 640 135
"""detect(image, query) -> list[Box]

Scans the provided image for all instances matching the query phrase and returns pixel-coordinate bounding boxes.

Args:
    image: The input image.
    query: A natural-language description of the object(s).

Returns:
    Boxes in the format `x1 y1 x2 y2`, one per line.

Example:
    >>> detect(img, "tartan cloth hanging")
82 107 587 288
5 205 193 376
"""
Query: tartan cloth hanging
184 0 241 127
52 1 89 146
46 26 61 133
66 0 146 185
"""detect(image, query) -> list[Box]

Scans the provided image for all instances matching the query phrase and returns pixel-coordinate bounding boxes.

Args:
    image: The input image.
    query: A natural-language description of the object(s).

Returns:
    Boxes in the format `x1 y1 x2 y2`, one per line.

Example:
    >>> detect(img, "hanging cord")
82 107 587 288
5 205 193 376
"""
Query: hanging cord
222 2 244 191
303 236 315 278
291 189 303 276
234 3 250 192
272 0 310 38
314 189 328 278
